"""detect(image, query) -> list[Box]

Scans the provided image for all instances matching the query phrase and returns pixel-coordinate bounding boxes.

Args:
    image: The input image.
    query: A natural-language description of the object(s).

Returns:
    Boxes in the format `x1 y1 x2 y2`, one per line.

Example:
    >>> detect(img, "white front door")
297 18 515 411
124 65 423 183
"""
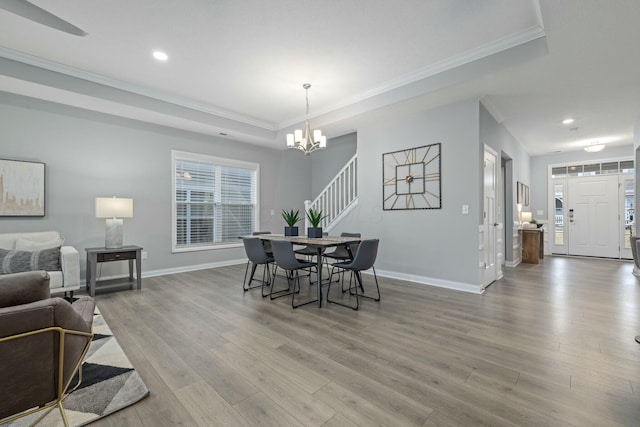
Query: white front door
482 146 500 288
568 174 619 258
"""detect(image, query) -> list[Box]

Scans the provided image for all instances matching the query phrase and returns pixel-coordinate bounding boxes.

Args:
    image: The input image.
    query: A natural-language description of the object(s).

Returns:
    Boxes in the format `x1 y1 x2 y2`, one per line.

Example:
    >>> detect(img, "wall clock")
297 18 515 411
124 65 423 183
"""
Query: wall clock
382 143 441 210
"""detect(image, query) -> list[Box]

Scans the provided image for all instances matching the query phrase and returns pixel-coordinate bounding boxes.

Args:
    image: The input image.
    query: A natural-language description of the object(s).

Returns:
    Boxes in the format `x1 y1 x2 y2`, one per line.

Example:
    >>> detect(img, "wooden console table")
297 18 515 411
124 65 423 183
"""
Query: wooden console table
521 229 544 264
85 245 142 296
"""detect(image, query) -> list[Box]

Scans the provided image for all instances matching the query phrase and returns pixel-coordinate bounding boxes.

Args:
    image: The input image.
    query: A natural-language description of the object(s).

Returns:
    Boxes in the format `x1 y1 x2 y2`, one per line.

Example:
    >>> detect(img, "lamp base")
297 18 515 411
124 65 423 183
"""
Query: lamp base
105 218 124 248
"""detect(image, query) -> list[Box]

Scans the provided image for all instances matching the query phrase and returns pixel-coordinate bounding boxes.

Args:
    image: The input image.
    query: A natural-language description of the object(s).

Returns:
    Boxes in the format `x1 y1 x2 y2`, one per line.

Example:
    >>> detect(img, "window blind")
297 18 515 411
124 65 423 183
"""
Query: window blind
173 152 258 250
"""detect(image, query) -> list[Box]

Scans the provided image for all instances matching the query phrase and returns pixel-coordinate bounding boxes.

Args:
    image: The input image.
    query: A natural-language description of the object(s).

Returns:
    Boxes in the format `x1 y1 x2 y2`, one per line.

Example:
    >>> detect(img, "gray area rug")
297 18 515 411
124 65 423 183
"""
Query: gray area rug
6 307 150 426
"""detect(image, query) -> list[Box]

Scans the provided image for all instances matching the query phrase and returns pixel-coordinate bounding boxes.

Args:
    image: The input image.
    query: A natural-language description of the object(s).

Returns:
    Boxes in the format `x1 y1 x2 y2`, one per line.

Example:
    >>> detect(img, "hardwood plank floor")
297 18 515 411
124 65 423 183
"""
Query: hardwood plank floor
90 256 640 426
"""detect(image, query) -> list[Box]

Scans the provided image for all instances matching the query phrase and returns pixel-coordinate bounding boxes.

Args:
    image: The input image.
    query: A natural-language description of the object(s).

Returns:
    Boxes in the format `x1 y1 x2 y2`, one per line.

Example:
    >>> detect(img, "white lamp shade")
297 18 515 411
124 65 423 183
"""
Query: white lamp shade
521 212 532 222
286 133 295 147
96 197 133 218
319 135 327 148
294 129 303 142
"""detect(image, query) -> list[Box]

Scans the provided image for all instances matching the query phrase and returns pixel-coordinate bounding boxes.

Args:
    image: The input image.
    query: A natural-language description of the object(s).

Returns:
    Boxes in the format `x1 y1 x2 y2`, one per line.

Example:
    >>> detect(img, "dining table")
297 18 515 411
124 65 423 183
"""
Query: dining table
254 234 363 307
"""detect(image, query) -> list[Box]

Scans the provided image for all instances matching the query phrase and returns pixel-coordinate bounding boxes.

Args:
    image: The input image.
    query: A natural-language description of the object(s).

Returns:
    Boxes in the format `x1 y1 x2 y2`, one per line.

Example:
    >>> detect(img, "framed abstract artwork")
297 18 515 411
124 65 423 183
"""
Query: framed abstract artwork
382 143 441 210
0 159 45 217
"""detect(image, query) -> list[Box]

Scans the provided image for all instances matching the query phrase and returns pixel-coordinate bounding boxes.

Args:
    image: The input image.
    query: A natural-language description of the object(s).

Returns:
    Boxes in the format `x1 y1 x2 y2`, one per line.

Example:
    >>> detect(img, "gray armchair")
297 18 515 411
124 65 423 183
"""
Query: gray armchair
0 271 95 426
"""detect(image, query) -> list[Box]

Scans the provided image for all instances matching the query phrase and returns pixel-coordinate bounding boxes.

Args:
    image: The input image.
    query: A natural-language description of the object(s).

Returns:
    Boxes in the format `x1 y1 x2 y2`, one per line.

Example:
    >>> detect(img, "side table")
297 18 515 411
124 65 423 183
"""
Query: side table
85 245 143 296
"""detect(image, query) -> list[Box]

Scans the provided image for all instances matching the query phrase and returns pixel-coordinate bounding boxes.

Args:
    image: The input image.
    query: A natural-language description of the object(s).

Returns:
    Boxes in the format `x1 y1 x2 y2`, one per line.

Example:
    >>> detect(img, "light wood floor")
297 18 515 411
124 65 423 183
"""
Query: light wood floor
91 256 640 426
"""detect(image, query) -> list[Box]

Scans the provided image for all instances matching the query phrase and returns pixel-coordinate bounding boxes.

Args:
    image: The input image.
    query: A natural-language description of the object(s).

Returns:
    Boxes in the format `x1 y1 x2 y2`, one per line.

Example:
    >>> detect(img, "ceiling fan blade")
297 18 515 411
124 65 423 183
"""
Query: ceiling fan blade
0 0 87 36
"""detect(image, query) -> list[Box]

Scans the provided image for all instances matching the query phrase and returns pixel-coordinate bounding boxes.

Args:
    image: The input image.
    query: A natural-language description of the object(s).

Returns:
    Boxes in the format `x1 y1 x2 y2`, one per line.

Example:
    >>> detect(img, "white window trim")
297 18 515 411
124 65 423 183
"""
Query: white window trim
171 150 260 252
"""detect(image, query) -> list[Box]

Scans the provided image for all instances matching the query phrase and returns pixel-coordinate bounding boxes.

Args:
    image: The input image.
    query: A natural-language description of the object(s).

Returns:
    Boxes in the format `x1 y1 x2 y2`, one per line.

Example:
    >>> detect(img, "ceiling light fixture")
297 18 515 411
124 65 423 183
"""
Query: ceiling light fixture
562 118 575 125
584 142 605 152
286 83 326 155
153 51 168 61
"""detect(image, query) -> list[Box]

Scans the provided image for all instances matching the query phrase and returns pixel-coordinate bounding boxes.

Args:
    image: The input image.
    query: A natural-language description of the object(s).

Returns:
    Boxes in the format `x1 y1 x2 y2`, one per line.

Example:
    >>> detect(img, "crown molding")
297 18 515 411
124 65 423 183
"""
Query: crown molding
278 25 546 129
1 24 545 134
0 45 277 131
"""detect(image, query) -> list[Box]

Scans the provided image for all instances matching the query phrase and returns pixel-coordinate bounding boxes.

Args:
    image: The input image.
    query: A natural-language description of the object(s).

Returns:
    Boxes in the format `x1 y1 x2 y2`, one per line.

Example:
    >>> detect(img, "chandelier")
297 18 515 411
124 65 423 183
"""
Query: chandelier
286 83 326 155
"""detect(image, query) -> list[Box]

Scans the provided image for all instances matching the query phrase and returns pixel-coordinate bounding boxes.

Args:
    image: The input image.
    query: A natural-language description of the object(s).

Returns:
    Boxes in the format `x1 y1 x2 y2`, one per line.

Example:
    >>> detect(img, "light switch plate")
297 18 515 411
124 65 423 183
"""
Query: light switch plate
462 205 469 215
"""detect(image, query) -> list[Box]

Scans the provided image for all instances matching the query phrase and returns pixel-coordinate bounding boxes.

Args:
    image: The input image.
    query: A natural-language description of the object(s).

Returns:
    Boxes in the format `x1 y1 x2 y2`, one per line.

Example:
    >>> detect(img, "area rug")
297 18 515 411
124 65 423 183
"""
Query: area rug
5 307 150 427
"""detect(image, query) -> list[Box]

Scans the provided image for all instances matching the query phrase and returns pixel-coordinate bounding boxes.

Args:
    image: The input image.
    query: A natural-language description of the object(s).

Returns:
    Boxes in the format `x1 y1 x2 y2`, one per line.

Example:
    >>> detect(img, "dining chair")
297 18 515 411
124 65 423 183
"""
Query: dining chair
270 240 318 308
325 231 360 263
242 237 274 297
294 232 328 283
252 231 273 255
327 239 381 311
324 232 361 287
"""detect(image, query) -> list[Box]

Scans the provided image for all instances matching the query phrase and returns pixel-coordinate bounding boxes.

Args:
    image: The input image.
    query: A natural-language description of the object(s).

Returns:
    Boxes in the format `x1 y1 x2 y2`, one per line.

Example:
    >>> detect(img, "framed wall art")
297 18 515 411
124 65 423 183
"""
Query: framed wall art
517 181 529 206
0 159 45 217
382 143 441 210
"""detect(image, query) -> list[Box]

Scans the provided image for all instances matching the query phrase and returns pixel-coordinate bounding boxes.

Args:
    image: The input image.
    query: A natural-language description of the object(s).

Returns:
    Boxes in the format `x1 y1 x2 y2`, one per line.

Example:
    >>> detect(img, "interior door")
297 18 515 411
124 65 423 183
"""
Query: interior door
482 146 499 288
568 174 619 257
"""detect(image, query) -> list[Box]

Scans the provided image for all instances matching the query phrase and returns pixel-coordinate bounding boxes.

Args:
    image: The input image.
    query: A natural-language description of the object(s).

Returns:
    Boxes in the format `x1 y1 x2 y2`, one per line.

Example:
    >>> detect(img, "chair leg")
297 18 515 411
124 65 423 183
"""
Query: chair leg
270 268 297 300
244 260 273 293
260 262 272 298
292 270 319 309
327 266 359 310
353 267 381 302
243 261 257 291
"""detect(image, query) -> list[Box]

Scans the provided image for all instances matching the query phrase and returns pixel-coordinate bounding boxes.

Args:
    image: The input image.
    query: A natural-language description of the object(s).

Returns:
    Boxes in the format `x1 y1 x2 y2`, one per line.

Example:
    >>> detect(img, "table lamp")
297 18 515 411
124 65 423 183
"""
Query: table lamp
95 197 133 248
521 211 532 227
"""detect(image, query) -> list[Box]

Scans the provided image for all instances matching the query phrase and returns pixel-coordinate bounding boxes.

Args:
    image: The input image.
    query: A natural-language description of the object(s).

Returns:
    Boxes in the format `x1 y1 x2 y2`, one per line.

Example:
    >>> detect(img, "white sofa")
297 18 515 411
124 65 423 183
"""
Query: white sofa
0 231 80 296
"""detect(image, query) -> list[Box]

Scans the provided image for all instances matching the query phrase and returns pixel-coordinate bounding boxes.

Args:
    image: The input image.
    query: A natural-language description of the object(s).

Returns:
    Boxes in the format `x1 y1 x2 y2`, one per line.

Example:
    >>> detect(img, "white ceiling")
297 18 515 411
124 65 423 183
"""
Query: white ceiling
1 0 639 156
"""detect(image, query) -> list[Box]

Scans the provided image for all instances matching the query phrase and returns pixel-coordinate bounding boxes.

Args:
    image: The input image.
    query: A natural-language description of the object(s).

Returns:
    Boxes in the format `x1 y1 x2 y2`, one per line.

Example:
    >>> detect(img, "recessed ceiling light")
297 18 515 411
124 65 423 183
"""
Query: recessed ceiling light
562 118 575 125
153 51 168 61
584 143 605 152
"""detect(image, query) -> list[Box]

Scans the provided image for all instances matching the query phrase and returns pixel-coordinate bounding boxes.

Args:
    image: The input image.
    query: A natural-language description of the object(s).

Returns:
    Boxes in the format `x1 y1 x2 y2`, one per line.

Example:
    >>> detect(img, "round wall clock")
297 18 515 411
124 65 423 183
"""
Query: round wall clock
382 143 441 210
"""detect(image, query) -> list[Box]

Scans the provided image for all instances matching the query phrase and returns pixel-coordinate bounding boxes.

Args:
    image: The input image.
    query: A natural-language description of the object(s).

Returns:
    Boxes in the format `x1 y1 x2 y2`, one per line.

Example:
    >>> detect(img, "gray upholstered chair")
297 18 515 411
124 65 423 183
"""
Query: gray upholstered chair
270 240 317 308
0 271 95 426
324 232 361 262
252 231 273 255
327 239 381 311
324 232 361 284
242 237 274 296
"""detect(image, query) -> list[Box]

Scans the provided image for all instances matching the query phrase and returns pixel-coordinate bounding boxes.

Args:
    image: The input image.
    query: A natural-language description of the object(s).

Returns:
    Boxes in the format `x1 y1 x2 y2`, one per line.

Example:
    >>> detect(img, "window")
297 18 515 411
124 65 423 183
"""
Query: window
172 151 258 251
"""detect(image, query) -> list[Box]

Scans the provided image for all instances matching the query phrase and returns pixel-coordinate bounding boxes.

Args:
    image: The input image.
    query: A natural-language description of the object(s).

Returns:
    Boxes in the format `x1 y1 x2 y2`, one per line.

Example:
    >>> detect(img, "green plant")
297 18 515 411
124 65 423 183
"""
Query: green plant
306 208 326 227
281 209 301 227
530 219 538 224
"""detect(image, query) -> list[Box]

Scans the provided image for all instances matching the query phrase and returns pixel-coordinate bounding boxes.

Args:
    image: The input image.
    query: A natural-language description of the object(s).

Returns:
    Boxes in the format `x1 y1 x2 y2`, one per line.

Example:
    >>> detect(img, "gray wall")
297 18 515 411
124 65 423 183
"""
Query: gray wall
334 99 483 291
0 92 310 278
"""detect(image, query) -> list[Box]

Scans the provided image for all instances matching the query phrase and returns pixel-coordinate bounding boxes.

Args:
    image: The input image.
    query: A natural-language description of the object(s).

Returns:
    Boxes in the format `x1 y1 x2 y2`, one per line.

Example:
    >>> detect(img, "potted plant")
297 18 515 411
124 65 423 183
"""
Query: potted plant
282 209 301 236
306 208 326 238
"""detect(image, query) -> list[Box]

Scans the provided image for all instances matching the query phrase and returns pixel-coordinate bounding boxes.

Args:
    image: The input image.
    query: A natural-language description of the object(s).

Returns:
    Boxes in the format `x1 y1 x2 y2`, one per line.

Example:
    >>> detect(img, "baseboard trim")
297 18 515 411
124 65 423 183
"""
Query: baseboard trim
81 259 246 288
373 269 483 294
